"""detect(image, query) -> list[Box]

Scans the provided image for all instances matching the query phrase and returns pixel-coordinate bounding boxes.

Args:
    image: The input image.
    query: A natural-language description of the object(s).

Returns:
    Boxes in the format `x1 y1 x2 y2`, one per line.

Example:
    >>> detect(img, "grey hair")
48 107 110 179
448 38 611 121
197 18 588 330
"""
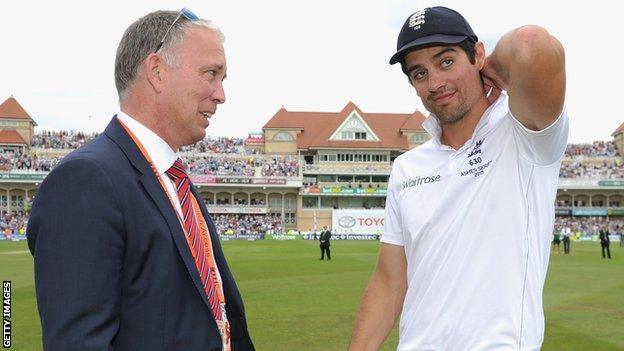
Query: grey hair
114 10 225 100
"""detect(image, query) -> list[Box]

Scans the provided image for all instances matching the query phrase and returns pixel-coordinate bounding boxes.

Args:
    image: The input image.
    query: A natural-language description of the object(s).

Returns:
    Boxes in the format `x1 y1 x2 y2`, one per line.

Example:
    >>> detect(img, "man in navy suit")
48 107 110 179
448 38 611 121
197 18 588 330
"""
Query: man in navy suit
27 9 254 351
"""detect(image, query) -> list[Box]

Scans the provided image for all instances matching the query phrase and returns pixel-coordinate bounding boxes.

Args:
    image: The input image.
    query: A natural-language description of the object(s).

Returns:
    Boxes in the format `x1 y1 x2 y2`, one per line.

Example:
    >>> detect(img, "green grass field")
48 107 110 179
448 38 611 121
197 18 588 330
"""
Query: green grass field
1 240 623 350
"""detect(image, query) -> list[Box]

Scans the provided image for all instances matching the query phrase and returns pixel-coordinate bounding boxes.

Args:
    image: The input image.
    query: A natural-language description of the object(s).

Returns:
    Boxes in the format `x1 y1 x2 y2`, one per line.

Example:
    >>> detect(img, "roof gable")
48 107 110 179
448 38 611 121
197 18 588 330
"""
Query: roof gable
329 109 380 142
401 111 428 131
263 101 426 150
0 97 34 121
612 121 624 136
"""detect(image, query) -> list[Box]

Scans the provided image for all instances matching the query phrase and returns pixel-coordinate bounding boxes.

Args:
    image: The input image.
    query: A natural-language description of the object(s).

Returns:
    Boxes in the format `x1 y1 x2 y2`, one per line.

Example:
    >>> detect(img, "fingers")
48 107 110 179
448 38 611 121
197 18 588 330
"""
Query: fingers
481 73 503 103
487 86 502 104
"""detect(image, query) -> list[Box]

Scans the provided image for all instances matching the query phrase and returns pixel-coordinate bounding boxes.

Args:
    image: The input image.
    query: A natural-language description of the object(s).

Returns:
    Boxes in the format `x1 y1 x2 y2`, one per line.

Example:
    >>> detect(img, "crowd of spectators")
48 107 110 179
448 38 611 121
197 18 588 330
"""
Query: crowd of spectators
7 132 624 180
556 141 623 179
186 155 257 176
31 132 253 154
7 151 624 180
1 206 284 238
1 212 28 237
180 136 258 154
554 216 624 236
24 132 624 160
0 150 300 177
185 154 299 177
564 141 618 158
31 130 97 149
0 152 61 172
213 214 282 235
249 198 266 206
205 198 266 206
559 159 624 179
5 208 624 239
261 156 299 177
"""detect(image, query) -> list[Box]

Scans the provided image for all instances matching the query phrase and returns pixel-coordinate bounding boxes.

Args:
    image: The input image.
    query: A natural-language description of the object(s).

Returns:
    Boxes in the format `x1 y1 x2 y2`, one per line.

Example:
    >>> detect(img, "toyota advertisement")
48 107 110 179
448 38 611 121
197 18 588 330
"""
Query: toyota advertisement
332 209 385 235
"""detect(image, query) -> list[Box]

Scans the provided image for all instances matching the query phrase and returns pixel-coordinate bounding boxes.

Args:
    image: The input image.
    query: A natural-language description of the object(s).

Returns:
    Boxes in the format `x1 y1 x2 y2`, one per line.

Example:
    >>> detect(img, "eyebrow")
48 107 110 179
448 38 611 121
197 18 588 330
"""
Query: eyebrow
199 63 223 72
406 47 459 75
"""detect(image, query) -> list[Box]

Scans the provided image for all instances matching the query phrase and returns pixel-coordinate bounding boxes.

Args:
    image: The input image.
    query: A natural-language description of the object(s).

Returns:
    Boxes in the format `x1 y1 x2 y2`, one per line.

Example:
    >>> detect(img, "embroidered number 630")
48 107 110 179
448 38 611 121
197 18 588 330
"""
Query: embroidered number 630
469 157 482 166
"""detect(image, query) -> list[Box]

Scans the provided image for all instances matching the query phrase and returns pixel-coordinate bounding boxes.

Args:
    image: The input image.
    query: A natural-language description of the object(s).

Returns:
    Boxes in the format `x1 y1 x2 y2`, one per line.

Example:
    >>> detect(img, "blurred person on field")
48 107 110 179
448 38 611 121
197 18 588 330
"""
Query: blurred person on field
562 225 572 254
319 225 332 260
599 226 612 259
552 229 561 254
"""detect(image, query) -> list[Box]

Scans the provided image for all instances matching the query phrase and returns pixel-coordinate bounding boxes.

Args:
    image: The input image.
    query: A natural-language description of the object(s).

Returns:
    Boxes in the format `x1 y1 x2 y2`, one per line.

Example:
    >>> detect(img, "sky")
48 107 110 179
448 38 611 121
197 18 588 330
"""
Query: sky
1 0 621 143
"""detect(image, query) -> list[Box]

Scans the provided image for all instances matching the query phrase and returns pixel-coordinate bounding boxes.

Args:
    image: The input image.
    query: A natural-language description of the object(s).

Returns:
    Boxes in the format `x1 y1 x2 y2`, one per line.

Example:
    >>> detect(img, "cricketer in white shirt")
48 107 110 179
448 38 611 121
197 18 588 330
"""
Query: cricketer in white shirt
381 94 568 350
349 7 567 350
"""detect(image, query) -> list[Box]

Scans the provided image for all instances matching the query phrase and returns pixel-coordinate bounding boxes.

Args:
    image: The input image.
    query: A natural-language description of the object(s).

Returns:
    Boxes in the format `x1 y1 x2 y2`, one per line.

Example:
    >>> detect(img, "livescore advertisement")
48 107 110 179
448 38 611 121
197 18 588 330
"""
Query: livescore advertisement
332 209 385 235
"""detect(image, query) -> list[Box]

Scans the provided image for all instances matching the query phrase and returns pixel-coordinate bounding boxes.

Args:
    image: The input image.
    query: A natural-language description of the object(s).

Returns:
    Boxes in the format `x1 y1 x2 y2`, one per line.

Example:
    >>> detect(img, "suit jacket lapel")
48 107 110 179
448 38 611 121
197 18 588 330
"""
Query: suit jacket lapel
104 116 214 313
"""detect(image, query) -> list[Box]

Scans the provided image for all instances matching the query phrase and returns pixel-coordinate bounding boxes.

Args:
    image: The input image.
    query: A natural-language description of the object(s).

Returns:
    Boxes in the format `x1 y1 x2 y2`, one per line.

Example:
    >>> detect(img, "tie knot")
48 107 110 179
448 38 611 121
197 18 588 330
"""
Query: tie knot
165 158 189 181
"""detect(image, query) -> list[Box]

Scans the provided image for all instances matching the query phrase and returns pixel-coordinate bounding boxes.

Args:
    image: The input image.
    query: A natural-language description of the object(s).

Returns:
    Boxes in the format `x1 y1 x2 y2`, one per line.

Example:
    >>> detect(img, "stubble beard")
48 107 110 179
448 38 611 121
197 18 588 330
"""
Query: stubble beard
429 99 471 126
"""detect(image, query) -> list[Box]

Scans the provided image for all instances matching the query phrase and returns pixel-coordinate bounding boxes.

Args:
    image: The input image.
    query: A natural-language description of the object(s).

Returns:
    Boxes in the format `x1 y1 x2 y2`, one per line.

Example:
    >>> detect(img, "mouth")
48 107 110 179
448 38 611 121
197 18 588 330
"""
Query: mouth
198 111 213 126
431 91 455 104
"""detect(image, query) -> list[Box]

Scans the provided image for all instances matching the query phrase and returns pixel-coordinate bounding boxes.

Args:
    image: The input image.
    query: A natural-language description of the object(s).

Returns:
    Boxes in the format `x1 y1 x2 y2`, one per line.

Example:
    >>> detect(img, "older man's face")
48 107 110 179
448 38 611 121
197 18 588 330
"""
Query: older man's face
160 27 227 149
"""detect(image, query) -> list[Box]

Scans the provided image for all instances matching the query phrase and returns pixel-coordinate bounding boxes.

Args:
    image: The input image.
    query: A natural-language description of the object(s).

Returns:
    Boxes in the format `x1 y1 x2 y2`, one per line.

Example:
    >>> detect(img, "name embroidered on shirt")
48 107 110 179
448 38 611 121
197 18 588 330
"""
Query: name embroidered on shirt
402 174 442 189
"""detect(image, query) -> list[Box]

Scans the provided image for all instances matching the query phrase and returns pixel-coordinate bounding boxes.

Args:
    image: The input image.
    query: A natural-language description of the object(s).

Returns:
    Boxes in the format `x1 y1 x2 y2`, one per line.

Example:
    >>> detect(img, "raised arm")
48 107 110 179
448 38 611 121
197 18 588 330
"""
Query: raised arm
481 25 566 131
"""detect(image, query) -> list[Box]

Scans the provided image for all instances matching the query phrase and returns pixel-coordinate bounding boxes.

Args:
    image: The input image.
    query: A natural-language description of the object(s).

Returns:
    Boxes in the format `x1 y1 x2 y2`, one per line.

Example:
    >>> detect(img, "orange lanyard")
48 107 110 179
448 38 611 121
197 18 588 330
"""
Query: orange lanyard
191 195 226 303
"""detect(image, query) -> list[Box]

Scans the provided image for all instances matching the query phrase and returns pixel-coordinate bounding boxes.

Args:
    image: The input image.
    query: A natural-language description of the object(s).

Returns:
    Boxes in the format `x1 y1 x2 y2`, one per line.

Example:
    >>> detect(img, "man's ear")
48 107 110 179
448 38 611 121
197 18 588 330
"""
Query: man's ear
474 41 486 70
145 53 165 93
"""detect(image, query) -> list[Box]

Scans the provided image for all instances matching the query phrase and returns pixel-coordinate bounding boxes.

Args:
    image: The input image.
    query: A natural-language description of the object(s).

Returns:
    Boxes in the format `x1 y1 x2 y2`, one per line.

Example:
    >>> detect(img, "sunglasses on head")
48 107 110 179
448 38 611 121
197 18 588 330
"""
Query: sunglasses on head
154 8 199 53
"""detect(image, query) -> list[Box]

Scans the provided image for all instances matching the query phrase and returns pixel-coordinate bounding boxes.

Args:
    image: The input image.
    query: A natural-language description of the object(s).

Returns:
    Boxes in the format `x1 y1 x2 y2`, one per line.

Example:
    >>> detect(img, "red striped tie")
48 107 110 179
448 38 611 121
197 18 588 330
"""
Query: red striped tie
165 158 222 320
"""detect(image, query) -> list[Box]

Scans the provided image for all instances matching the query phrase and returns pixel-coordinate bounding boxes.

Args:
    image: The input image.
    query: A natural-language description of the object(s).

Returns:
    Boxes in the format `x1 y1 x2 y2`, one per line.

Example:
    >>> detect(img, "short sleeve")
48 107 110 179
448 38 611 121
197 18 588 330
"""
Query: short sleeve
380 161 405 246
511 106 569 166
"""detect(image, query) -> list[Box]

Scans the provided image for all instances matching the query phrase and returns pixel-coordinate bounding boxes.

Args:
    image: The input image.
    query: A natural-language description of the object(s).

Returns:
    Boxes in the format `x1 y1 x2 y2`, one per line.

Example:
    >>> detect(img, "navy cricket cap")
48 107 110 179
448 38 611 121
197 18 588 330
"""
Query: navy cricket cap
389 6 478 66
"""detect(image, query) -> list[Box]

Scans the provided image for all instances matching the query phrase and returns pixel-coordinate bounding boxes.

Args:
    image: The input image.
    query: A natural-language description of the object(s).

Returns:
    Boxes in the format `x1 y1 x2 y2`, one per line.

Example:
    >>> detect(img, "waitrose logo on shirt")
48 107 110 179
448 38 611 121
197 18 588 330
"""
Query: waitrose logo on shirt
402 174 442 190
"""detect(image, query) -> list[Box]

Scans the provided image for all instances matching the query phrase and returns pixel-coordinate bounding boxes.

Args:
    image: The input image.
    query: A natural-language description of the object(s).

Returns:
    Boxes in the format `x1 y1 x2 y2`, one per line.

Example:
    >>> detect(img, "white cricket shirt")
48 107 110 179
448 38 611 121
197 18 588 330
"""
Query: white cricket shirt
381 95 569 350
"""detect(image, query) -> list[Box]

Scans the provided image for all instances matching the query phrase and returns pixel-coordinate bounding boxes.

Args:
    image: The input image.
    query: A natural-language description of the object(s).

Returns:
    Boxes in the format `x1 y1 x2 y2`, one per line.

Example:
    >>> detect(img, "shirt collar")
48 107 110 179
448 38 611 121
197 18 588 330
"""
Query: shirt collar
421 94 508 150
117 111 178 175
422 114 443 147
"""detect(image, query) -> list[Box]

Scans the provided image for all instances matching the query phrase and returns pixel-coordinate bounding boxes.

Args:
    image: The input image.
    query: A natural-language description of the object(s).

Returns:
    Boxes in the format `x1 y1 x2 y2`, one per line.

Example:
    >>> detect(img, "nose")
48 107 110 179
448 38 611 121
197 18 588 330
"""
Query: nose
427 72 446 93
212 80 226 104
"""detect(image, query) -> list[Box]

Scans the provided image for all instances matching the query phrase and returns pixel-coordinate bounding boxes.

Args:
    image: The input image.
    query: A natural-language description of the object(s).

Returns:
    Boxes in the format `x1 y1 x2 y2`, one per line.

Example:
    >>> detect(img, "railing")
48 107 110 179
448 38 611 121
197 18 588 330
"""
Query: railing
191 174 302 186
205 205 268 214
558 178 624 188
